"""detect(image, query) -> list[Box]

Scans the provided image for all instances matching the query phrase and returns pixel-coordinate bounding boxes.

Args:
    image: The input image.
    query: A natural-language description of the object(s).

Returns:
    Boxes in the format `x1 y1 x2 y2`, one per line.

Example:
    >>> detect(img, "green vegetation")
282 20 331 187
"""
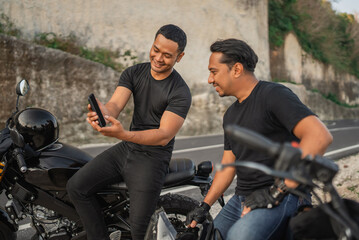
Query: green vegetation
273 79 358 107
347 185 359 198
0 13 21 37
272 78 298 85
310 88 358 108
324 92 358 108
269 0 359 79
34 32 137 72
0 14 137 72
268 0 298 47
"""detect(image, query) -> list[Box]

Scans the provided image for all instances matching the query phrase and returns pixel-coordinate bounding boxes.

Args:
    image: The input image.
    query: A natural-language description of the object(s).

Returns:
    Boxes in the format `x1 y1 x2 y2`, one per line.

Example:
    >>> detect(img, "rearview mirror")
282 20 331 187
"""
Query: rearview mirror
16 79 30 96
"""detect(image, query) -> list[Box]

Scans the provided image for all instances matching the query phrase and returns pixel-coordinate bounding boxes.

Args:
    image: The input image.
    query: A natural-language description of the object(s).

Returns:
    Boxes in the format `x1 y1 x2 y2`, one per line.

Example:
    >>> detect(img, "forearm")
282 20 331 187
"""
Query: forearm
285 116 333 189
100 111 184 146
204 168 235 206
120 128 172 146
105 86 132 118
105 101 123 118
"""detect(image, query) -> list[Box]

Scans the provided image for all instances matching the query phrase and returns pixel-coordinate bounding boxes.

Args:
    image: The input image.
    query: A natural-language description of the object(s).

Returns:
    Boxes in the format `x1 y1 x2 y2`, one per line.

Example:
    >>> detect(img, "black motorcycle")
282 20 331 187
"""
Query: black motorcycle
222 125 359 240
0 79 217 240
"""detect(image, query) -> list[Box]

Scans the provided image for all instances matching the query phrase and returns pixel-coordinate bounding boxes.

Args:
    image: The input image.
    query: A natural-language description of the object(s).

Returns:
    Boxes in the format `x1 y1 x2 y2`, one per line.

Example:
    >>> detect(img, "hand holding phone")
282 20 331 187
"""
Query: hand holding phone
88 93 106 127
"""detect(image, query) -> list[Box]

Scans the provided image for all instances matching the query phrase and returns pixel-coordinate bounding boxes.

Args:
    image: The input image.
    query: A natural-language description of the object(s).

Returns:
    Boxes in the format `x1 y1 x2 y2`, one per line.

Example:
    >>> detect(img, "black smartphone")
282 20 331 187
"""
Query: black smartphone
88 93 106 127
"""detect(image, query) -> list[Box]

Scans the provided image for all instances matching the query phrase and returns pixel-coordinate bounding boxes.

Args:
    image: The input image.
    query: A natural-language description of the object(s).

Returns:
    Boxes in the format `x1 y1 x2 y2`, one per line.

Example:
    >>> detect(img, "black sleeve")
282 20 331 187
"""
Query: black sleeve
117 66 134 91
223 112 232 151
166 85 192 119
267 85 315 133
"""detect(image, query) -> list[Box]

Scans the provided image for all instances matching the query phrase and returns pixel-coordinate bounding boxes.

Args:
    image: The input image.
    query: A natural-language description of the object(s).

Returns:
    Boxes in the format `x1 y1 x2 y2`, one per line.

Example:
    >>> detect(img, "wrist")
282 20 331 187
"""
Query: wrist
270 179 288 200
122 130 133 141
200 202 211 211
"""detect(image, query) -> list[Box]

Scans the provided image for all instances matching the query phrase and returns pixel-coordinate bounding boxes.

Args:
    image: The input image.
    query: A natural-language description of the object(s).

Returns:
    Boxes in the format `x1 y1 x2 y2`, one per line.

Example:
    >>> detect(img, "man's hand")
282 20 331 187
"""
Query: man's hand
242 186 285 217
244 188 277 210
87 99 109 127
186 202 211 228
87 115 128 140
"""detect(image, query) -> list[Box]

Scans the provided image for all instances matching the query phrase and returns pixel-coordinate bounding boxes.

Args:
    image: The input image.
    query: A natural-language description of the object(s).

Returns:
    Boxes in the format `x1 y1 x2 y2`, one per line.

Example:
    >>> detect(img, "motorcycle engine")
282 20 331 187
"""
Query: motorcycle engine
32 205 75 240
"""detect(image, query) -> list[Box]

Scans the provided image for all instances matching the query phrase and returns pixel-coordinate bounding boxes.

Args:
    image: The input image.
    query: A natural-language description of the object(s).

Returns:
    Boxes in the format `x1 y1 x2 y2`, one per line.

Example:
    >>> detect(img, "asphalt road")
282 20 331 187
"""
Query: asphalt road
8 119 359 239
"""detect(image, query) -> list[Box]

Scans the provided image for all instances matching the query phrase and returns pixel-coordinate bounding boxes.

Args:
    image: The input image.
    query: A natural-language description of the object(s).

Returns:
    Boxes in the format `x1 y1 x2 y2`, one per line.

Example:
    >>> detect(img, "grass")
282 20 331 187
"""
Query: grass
269 0 359 79
34 32 137 72
1 14 137 73
274 79 358 108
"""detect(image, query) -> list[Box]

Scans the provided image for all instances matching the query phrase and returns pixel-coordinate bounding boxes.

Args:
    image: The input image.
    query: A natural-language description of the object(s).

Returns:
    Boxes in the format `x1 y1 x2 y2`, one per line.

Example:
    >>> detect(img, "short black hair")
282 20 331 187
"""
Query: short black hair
155 24 187 53
210 39 258 72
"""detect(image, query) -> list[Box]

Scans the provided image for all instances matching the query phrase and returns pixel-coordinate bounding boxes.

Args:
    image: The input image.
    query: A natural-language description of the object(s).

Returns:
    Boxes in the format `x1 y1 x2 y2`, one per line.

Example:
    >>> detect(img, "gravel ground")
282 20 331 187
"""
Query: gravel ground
332 152 359 201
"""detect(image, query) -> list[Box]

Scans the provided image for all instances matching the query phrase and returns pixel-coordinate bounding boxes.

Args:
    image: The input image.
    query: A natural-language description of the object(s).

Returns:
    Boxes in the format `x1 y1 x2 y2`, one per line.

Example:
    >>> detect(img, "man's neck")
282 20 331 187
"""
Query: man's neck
150 68 173 80
235 76 259 103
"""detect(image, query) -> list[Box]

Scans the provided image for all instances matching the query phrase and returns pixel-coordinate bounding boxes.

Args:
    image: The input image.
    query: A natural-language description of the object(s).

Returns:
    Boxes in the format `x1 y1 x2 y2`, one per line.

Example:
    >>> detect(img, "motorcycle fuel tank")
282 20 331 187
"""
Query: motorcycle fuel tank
25 142 93 190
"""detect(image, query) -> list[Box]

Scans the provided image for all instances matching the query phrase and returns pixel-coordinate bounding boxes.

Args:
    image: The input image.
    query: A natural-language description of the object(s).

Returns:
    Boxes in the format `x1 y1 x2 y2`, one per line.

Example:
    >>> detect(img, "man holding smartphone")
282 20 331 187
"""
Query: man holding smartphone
67 24 191 240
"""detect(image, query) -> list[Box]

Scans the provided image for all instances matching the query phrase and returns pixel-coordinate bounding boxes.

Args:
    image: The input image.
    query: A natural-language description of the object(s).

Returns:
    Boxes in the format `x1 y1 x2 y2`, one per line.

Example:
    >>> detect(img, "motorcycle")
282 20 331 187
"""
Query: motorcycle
220 125 359 240
0 79 219 240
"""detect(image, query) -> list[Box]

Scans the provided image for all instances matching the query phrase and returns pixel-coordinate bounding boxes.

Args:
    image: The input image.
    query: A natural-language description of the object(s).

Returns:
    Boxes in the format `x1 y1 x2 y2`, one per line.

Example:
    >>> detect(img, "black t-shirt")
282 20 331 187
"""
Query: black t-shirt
223 81 314 196
118 62 191 159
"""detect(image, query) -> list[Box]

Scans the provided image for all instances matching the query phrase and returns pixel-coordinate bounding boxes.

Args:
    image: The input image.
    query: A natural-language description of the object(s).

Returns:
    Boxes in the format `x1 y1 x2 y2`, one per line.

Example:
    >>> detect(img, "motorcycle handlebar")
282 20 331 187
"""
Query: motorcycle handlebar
224 125 338 183
225 125 281 157
223 125 359 238
13 148 28 173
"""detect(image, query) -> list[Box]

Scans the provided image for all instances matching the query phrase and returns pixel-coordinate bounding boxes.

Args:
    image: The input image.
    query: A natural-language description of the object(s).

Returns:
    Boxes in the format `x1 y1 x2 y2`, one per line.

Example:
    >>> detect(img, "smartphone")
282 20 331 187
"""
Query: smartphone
88 93 106 127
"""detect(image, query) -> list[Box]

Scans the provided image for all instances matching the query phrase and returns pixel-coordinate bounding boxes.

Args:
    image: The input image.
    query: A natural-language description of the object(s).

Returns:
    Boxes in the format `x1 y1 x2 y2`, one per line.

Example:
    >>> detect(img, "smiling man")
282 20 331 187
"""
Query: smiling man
186 39 333 239
67 24 191 240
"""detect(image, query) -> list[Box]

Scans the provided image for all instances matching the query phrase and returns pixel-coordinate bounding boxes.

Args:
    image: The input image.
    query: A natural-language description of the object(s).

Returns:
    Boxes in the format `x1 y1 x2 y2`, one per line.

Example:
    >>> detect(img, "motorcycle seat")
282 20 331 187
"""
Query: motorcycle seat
106 158 195 190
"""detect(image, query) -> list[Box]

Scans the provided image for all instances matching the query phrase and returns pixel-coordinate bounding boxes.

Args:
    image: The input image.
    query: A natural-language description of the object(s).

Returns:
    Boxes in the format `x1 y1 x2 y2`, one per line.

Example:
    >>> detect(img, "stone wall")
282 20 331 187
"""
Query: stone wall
271 32 359 106
1 1 358 146
0 0 271 145
1 34 359 147
0 0 270 85
0 34 130 145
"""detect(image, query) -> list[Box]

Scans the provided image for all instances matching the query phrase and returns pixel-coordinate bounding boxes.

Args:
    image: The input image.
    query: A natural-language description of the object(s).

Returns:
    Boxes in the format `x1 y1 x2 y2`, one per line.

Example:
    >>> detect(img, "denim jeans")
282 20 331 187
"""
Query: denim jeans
213 193 307 240
67 141 169 240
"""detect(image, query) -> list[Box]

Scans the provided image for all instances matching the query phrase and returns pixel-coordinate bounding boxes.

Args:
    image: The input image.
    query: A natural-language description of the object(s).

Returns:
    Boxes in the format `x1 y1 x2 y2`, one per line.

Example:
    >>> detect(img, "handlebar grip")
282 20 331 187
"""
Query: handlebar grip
225 125 281 157
13 148 27 173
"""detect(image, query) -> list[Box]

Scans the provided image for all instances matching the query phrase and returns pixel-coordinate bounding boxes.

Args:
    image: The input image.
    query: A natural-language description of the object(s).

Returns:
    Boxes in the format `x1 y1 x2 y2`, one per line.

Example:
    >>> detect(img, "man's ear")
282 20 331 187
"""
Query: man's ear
176 52 185 63
233 62 244 77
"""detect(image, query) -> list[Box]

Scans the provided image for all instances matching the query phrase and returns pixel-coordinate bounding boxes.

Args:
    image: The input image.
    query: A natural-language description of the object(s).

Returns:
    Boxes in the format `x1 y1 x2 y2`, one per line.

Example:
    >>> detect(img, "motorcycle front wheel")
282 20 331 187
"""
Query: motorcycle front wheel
0 221 17 240
146 193 213 239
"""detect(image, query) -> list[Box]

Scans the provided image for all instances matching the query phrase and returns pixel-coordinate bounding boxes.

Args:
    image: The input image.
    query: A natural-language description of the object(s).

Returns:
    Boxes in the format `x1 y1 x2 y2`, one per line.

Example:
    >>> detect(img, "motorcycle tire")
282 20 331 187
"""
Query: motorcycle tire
0 221 16 240
148 193 213 239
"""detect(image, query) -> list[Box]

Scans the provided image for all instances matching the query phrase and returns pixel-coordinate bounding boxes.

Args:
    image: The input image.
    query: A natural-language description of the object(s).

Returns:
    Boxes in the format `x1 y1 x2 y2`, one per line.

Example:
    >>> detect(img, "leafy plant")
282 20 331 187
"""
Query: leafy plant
0 13 21 37
269 0 359 79
33 32 137 72
324 93 358 108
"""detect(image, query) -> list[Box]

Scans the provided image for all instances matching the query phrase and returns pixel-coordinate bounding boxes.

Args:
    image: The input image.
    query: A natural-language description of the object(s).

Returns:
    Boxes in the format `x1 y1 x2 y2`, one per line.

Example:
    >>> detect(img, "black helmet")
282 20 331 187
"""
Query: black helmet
12 108 59 151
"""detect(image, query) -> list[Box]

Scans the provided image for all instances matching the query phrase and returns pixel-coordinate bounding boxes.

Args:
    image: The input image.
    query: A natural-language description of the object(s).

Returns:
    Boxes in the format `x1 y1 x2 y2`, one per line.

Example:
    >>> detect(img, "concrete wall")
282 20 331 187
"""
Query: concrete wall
0 0 270 85
0 34 128 145
271 32 359 106
1 1 358 146
0 0 271 145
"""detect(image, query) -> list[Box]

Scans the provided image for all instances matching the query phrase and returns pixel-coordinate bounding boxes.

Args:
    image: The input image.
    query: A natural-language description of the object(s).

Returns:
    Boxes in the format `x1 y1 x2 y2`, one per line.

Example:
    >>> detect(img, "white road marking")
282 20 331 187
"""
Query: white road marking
329 126 359 132
324 144 359 157
173 144 223 154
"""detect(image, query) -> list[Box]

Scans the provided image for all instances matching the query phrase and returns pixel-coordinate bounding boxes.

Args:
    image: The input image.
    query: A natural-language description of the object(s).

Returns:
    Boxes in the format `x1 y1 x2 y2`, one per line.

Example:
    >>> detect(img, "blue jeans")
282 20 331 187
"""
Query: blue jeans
213 193 307 240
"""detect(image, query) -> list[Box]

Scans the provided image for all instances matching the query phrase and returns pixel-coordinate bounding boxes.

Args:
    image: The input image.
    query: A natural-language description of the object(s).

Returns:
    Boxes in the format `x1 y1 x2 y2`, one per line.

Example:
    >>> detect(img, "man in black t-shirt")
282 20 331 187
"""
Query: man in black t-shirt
187 39 333 239
67 24 191 240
